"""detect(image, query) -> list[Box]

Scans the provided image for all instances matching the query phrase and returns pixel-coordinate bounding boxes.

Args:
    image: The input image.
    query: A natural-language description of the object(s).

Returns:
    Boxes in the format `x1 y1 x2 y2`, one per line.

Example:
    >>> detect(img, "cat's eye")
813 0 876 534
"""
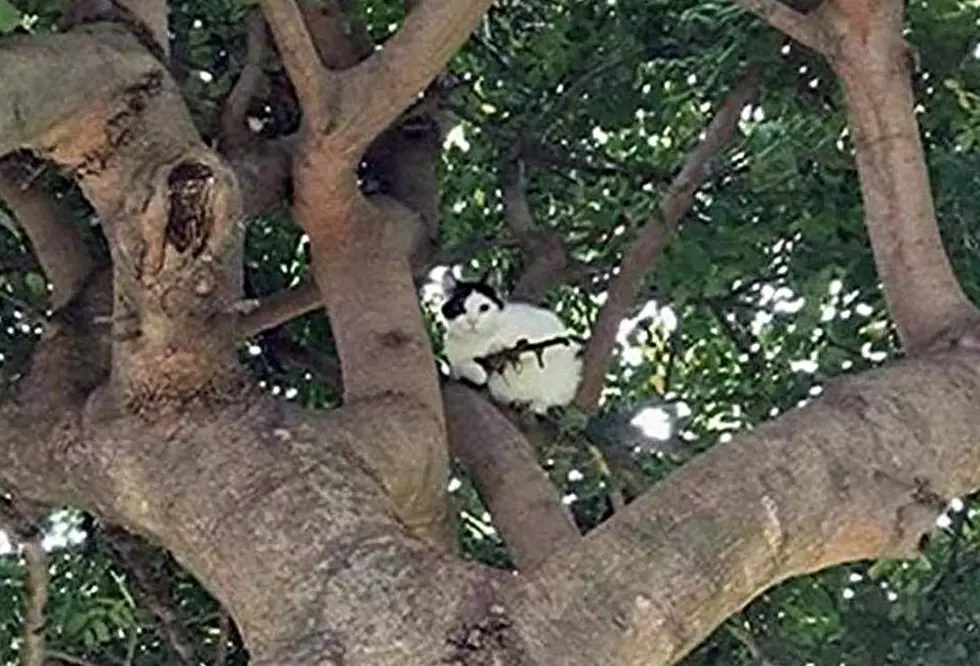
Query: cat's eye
479 304 490 312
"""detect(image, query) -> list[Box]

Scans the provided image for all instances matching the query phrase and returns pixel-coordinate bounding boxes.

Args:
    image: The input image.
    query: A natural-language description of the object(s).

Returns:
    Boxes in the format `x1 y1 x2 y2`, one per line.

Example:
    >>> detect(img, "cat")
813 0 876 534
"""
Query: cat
439 271 583 414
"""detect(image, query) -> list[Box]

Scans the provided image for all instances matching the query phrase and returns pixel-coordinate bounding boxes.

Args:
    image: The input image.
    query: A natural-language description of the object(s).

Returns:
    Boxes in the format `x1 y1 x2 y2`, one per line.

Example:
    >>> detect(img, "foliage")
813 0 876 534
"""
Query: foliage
2 0 980 664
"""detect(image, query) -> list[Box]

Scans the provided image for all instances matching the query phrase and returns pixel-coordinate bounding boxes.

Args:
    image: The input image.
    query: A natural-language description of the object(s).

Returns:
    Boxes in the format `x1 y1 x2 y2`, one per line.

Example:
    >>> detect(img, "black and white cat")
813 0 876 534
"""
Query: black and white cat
440 271 583 414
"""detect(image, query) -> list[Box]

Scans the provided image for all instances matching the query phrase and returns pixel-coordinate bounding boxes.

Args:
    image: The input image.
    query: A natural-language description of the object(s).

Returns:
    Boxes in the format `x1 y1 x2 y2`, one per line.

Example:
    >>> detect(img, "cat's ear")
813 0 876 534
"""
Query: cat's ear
477 268 493 286
440 270 458 294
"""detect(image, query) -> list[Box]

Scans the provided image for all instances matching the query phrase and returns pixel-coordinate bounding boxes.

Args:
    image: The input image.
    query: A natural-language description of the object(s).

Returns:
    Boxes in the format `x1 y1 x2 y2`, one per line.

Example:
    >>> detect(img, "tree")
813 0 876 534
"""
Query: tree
2 0 980 664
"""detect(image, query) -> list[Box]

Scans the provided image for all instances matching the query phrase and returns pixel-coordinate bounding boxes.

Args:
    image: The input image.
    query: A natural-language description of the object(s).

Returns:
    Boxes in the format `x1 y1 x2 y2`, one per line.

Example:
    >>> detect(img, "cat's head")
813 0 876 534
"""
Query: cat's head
440 271 504 333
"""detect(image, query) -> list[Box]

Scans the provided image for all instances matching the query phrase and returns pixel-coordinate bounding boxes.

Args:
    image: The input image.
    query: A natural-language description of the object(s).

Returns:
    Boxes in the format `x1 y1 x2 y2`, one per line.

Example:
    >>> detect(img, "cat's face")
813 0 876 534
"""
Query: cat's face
440 273 504 333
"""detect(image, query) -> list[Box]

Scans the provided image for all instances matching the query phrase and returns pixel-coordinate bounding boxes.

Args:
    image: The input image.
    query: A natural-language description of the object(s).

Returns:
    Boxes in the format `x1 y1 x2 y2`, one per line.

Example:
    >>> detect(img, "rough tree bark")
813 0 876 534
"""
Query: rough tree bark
2 0 980 665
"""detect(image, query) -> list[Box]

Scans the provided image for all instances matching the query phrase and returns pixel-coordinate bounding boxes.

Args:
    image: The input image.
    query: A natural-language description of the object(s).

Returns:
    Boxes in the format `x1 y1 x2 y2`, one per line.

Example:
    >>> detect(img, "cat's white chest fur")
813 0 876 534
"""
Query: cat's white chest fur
441 278 583 413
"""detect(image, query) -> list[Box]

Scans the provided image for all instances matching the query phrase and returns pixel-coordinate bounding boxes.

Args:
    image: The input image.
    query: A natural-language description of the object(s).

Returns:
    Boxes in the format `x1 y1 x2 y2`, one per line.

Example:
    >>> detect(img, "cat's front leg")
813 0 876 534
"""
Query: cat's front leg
453 360 489 387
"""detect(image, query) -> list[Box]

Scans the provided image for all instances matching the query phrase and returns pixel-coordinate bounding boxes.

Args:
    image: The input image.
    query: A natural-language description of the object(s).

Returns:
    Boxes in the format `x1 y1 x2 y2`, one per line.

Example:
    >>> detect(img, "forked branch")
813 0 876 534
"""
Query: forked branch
574 67 762 412
258 0 337 129
332 0 494 157
728 0 829 53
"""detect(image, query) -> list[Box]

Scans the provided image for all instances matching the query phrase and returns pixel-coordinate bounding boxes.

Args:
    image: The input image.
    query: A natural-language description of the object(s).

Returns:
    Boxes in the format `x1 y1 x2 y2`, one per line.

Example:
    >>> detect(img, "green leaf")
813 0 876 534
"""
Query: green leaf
24 272 47 298
0 0 18 34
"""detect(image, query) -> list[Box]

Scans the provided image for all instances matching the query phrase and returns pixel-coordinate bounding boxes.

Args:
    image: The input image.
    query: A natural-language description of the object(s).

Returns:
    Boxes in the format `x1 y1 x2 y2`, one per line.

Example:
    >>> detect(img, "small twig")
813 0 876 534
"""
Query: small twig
727 622 781 666
22 538 47 666
220 11 269 149
530 46 649 140
124 630 138 666
235 278 323 338
500 157 535 240
215 611 230 666
46 650 111 666
521 139 669 185
586 443 626 512
499 156 571 303
4 160 48 194
0 497 47 666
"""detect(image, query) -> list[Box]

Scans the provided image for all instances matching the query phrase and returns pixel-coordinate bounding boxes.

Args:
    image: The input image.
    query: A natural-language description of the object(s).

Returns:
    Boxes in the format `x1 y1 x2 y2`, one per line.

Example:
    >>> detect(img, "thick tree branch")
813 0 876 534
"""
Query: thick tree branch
299 0 448 273
303 0 374 68
0 28 165 170
257 0 488 546
330 0 494 158
822 3 980 352
0 154 94 311
256 326 577 572
444 383 580 571
288 191 451 548
0 268 111 512
364 86 452 271
1 27 244 358
727 0 829 53
575 68 762 412
4 380 501 666
508 348 980 666
114 0 170 58
7 279 980 666
62 0 169 60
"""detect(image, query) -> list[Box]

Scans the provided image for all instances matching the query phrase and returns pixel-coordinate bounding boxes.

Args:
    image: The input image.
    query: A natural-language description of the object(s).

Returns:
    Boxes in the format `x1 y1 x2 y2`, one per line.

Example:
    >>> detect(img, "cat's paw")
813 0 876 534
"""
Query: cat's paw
529 401 551 416
459 362 489 387
458 376 488 391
